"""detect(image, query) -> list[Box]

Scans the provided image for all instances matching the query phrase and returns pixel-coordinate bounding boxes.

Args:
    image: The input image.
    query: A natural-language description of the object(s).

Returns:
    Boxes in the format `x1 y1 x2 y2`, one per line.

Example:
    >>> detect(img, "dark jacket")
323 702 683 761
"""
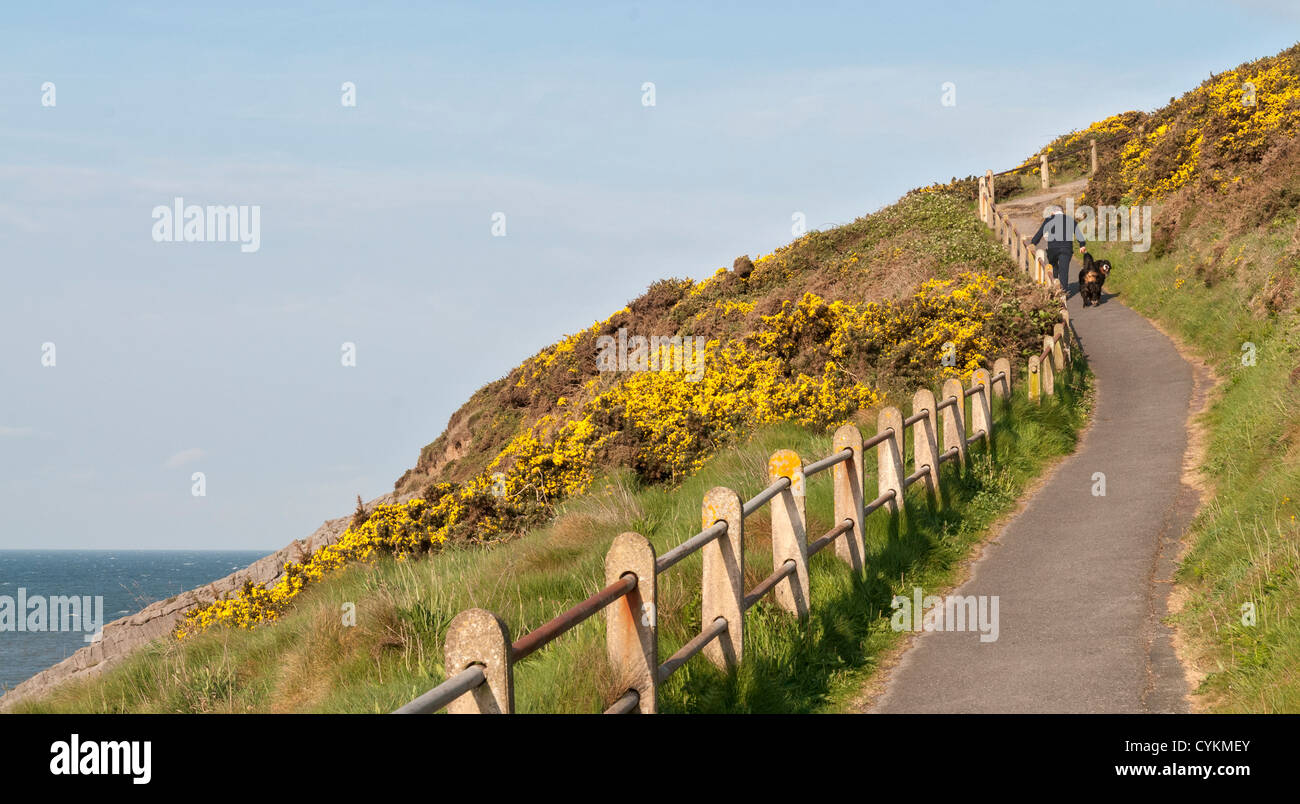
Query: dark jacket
1029 213 1086 256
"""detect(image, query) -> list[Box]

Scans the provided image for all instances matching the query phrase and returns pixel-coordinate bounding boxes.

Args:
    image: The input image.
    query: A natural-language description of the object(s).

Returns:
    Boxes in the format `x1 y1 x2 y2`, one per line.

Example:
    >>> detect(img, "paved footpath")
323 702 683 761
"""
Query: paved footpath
871 184 1198 713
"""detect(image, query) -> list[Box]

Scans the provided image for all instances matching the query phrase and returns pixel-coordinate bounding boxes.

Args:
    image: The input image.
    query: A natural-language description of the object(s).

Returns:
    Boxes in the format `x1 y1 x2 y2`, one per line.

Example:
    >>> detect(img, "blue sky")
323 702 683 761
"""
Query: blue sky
1 1 1295 549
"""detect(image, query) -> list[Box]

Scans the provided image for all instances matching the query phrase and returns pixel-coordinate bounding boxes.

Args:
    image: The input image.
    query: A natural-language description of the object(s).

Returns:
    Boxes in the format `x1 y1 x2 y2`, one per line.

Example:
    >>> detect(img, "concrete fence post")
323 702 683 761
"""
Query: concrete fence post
978 175 987 222
985 170 995 226
971 368 992 444
1090 138 1098 175
1041 153 1050 188
1052 323 1066 370
1028 355 1041 403
940 377 967 468
1035 250 1048 284
911 388 941 506
701 487 744 669
444 608 514 714
1042 336 1056 395
877 407 905 518
992 356 1012 400
831 424 865 572
604 532 658 713
768 450 810 618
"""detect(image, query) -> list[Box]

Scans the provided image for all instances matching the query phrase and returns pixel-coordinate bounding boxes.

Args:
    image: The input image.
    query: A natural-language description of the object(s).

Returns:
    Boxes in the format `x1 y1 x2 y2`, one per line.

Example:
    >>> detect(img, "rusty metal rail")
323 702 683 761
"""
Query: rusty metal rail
902 465 931 488
802 448 853 477
742 476 791 518
864 488 897 516
808 520 854 557
604 689 639 714
656 520 727 573
394 665 486 715
743 561 797 612
658 616 728 682
862 427 894 451
511 574 637 662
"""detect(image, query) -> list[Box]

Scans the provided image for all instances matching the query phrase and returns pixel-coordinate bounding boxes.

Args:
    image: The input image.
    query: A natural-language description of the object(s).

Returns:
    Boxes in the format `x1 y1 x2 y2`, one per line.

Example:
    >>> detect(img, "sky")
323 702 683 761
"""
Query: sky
1 1 1296 549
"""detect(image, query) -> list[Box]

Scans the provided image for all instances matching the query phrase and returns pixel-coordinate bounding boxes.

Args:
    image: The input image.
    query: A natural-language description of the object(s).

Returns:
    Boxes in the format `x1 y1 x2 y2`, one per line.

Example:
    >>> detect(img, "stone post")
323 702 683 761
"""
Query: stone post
992 357 1012 400
985 169 995 226
604 532 657 713
1041 153 1050 188
1028 355 1041 403
876 407 905 517
831 424 865 572
701 487 744 669
911 388 941 506
970 368 992 444
1090 138 1098 175
444 608 514 714
940 377 967 468
1042 336 1056 395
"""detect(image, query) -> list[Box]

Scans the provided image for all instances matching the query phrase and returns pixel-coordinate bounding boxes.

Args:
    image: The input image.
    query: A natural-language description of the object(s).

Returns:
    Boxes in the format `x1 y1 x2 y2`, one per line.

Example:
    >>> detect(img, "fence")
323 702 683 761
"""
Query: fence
395 178 1076 715
987 131 1133 188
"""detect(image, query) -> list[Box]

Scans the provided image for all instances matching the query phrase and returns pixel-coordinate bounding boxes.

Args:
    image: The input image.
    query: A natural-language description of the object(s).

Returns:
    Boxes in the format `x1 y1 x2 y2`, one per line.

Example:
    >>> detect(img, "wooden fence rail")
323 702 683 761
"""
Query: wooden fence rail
395 174 1076 714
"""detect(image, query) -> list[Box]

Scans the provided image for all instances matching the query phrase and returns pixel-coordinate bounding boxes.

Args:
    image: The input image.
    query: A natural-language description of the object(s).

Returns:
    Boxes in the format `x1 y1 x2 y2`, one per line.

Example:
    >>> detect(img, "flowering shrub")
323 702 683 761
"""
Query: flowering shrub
179 498 461 636
1108 52 1300 202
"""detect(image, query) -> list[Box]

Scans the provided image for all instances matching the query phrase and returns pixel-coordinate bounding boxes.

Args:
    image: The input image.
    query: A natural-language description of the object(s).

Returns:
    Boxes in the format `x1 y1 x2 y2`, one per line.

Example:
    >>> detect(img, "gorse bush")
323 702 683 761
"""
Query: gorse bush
1085 46 1300 204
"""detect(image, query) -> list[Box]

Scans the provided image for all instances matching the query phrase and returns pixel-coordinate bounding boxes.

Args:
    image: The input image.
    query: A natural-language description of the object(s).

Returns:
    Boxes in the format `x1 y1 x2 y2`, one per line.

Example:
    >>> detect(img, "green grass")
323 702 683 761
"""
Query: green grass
1090 236 1300 713
15 369 1090 714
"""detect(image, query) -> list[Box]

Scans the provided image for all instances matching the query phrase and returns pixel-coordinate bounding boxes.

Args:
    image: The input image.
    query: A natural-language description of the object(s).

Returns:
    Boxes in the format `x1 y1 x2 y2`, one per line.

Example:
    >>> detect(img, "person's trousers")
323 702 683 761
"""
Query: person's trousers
1047 250 1072 296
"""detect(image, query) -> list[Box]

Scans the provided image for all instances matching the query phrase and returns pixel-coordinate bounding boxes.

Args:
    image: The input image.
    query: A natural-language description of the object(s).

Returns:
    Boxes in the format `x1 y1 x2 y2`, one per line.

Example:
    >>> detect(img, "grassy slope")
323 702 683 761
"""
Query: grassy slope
17 372 1088 713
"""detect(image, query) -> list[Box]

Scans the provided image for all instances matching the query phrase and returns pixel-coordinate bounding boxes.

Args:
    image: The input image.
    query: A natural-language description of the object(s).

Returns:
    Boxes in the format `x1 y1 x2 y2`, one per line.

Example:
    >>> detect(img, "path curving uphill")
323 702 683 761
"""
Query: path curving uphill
871 182 1200 713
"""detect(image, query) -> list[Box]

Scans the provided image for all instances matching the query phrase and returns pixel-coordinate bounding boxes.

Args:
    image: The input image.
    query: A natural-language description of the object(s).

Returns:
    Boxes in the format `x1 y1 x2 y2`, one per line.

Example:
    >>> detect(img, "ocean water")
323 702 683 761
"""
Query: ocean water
0 550 266 693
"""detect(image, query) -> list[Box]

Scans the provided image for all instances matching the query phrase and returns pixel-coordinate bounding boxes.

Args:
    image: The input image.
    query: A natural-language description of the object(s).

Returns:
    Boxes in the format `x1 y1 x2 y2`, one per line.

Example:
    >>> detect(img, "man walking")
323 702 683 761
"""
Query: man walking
1029 205 1086 297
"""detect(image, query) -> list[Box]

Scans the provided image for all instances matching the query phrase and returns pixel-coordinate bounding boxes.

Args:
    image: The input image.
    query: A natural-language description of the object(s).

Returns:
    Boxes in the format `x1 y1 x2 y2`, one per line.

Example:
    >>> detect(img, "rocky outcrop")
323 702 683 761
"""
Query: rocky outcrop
0 492 396 711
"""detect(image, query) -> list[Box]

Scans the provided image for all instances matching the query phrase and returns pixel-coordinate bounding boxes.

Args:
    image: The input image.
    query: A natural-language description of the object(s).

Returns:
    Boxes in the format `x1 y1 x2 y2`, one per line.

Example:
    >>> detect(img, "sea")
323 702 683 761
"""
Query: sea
0 550 266 693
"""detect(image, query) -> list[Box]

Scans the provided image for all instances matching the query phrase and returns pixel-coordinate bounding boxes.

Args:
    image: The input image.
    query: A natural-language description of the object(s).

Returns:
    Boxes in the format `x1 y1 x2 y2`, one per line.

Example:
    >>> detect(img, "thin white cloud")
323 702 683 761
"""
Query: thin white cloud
0 426 35 438
163 448 205 469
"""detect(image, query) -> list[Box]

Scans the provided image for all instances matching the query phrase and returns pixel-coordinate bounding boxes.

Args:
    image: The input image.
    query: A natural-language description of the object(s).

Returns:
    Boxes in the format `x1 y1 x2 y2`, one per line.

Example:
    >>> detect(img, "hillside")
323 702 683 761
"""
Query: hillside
7 186 1086 712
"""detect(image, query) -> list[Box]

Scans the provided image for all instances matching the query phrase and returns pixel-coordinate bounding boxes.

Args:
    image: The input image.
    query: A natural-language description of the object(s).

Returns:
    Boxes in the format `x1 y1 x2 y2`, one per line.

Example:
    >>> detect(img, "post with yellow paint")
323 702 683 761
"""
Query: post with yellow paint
768 450 810 618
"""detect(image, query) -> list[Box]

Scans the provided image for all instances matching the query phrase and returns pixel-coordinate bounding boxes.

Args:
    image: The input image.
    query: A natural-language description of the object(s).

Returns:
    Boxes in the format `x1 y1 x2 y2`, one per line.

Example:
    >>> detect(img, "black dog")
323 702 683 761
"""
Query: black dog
1078 253 1112 307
